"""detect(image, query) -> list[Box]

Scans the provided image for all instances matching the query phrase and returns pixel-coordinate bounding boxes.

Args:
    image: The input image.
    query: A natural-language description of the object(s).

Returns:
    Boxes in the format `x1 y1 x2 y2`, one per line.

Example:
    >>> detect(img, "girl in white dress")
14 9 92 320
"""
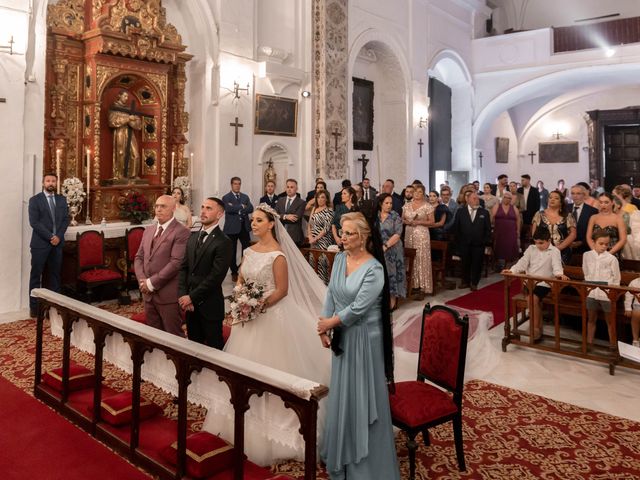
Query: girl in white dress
202 204 330 466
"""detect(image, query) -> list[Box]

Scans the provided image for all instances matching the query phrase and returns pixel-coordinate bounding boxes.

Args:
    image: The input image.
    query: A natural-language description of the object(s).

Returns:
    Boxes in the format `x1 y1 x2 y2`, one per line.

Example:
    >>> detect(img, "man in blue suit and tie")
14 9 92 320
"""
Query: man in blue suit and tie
28 173 69 316
222 176 254 282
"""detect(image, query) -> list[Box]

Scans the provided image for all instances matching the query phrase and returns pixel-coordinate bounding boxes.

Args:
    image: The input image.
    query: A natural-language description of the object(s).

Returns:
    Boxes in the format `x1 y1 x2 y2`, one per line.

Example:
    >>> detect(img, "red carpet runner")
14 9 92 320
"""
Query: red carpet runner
0 375 151 480
446 278 521 328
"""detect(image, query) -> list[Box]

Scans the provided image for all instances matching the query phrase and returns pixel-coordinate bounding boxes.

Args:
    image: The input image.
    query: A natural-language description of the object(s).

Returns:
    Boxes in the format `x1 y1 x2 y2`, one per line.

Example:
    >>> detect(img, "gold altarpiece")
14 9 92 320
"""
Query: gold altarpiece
45 0 192 221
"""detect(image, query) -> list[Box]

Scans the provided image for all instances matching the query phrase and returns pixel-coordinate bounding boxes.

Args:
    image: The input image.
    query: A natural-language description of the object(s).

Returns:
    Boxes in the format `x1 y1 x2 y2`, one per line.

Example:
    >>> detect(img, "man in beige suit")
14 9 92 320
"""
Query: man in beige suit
134 195 190 336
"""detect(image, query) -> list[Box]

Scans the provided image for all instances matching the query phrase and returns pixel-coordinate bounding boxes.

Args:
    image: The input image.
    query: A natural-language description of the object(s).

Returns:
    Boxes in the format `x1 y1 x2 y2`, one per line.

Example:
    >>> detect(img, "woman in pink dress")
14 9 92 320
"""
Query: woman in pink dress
492 191 520 269
402 184 434 297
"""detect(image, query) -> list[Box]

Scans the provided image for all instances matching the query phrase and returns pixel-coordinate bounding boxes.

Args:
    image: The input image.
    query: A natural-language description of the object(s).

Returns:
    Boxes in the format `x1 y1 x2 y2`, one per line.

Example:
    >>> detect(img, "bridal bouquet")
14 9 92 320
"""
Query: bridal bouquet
227 281 266 326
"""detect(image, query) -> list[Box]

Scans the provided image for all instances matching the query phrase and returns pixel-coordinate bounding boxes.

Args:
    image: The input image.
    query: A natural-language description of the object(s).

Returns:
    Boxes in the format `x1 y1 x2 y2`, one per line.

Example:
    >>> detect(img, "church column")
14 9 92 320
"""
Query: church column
312 0 348 180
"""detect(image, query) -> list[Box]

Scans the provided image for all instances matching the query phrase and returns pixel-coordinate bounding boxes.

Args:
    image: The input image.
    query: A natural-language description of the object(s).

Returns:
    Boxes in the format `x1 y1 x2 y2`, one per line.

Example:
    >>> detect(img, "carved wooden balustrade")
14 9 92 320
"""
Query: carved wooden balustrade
502 272 640 375
32 289 327 480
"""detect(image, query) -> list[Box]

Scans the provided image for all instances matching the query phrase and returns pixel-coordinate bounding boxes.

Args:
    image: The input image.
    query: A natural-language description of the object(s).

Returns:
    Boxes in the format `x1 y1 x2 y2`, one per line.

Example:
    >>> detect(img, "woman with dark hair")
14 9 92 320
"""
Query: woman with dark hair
586 192 627 257
531 189 576 263
307 189 335 283
331 186 357 246
171 187 192 228
377 193 406 309
427 190 449 241
318 211 400 480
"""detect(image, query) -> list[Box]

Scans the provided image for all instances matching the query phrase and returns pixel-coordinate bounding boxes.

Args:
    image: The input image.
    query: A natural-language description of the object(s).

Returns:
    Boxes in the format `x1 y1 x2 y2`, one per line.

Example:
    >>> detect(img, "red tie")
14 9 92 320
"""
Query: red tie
151 225 163 251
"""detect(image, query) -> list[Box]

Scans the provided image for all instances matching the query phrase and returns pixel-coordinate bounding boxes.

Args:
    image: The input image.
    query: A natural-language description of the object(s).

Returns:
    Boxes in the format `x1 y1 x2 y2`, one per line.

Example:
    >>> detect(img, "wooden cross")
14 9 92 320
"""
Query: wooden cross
528 150 536 164
478 151 483 168
357 154 369 180
229 117 243 146
418 138 424 158
331 128 341 152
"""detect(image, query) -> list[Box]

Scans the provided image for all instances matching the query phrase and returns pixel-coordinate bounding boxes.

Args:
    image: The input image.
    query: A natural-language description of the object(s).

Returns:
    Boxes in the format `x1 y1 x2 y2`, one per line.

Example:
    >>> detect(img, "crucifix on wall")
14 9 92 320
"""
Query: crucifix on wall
528 150 537 164
357 153 369 181
478 151 483 168
418 138 424 158
331 128 341 152
229 117 244 146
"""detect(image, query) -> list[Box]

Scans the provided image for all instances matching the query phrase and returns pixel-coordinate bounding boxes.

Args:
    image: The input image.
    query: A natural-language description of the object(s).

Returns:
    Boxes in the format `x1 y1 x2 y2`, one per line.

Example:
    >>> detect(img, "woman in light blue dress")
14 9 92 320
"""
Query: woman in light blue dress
317 211 400 480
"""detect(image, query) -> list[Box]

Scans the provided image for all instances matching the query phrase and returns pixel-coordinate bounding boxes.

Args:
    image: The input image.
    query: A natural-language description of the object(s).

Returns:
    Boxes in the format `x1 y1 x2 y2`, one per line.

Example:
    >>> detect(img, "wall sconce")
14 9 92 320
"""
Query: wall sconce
0 35 15 55
301 90 311 98
232 81 250 100
551 128 564 140
546 121 569 140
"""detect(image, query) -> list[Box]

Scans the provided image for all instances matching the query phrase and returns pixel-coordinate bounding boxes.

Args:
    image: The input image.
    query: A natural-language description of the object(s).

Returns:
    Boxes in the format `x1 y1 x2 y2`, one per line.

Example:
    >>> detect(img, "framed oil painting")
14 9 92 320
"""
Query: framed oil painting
495 137 509 163
352 77 374 151
254 94 298 136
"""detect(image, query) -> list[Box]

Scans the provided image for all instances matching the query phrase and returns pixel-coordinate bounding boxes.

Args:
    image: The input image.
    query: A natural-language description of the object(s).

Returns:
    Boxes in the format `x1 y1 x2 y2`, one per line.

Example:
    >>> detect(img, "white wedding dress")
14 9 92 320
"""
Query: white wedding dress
201 247 331 466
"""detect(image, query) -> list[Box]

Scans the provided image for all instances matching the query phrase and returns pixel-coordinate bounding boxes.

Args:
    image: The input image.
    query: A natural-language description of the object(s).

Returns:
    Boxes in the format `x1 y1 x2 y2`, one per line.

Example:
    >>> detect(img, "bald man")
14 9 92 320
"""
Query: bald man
134 195 190 336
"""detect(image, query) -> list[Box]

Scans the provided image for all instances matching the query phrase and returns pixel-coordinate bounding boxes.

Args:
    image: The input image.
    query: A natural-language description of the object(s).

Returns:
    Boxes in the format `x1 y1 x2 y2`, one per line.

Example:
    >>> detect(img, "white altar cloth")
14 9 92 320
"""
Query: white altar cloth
64 221 154 242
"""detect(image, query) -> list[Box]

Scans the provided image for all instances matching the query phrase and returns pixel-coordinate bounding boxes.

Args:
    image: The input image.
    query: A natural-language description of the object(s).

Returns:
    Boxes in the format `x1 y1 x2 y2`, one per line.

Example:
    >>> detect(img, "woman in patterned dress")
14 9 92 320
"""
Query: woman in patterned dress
402 184 434 296
531 190 576 263
307 190 335 284
377 193 406 310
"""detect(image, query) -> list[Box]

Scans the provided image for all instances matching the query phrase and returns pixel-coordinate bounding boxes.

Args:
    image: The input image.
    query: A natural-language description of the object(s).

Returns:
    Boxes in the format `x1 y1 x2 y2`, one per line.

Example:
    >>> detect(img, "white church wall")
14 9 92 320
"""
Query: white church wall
476 111 518 185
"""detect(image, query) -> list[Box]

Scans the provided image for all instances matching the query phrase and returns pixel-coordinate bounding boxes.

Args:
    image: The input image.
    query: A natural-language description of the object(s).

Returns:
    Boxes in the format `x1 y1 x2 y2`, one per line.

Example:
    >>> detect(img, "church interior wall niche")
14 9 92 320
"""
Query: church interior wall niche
352 77 374 151
254 94 298 136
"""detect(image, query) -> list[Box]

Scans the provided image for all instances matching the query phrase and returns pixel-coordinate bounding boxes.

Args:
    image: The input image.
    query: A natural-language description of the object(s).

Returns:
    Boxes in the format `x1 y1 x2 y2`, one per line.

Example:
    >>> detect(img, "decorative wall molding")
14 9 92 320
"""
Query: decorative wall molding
257 45 290 64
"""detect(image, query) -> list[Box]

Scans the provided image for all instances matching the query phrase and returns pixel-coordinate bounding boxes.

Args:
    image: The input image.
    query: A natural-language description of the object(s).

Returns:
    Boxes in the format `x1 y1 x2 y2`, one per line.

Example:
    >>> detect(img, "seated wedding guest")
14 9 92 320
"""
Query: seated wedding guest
538 180 549 210
586 193 627 258
492 191 520 270
427 190 449 241
259 180 278 209
624 275 640 348
482 182 499 214
583 230 620 351
307 189 334 284
570 184 598 254
532 190 576 264
453 191 491 290
378 178 403 215
306 177 326 201
332 186 357 246
171 187 193 228
317 211 400 480
377 193 406 309
332 179 351 207
403 184 434 297
503 227 567 341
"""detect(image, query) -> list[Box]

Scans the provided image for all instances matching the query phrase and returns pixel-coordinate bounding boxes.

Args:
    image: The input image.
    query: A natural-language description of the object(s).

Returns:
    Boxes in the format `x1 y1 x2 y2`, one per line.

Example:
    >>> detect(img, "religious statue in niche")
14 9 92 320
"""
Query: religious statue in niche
109 91 143 180
264 159 277 189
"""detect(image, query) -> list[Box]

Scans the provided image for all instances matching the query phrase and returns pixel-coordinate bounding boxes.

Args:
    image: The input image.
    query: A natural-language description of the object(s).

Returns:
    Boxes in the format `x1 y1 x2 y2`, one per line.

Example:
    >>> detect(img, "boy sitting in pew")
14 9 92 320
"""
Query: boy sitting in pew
624 276 640 348
583 229 620 351
503 228 568 341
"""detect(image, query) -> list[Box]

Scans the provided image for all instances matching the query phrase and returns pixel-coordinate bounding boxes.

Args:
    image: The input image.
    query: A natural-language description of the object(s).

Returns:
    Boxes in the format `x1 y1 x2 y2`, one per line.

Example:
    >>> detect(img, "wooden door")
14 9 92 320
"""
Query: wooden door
604 125 640 191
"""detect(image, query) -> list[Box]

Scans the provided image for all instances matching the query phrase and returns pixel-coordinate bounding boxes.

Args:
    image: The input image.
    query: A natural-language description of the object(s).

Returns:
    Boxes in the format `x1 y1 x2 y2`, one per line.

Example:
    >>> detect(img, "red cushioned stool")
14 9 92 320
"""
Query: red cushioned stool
389 303 469 479
42 361 95 392
161 431 235 479
96 391 162 426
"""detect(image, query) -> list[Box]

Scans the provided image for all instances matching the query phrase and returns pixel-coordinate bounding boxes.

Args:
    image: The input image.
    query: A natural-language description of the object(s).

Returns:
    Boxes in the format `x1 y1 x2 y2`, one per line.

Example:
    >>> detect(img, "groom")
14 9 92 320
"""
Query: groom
178 197 232 348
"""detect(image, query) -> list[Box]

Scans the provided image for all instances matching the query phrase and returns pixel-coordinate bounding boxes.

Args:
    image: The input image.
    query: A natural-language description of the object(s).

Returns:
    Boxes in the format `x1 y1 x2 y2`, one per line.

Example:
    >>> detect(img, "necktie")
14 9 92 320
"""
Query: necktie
573 205 580 221
235 193 240 201
151 225 163 251
286 198 292 212
470 207 477 222
364 189 369 200
47 195 56 235
196 230 208 252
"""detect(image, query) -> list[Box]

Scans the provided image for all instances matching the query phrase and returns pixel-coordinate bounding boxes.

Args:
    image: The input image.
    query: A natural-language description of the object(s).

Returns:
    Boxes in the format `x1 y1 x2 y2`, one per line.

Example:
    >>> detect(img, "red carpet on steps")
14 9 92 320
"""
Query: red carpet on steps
0 376 151 480
445 278 521 328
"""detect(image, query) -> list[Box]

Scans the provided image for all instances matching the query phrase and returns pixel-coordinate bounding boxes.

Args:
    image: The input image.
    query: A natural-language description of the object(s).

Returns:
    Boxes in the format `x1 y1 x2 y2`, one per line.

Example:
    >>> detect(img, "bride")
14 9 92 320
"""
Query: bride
201 204 330 466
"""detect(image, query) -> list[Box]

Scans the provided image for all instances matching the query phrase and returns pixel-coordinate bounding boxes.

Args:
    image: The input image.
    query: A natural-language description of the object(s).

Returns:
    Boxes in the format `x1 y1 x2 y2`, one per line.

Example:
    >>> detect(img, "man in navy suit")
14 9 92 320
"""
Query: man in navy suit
28 173 69 316
518 174 540 245
275 179 306 246
222 177 254 282
453 191 491 291
259 180 278 209
570 184 598 254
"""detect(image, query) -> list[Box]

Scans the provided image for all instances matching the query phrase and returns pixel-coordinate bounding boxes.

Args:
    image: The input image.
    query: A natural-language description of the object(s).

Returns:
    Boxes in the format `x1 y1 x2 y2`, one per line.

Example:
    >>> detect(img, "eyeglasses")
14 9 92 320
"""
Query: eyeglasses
341 230 358 237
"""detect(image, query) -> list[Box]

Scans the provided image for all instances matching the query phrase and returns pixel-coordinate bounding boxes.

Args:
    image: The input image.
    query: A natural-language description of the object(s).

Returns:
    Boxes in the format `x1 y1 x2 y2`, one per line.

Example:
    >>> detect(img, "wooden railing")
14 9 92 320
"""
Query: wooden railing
501 273 640 375
32 289 327 480
553 16 640 53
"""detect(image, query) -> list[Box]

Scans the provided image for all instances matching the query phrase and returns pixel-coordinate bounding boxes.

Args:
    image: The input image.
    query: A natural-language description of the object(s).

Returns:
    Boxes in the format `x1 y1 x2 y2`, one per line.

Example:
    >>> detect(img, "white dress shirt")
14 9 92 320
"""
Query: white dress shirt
523 186 530 210
624 277 640 311
582 250 620 301
468 205 478 222
510 244 564 287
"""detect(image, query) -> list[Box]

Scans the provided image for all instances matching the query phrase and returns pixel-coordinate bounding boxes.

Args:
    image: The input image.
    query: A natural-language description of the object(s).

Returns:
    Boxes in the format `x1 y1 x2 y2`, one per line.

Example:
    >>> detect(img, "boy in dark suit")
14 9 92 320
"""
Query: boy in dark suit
222 177 254 282
28 173 69 317
453 191 491 290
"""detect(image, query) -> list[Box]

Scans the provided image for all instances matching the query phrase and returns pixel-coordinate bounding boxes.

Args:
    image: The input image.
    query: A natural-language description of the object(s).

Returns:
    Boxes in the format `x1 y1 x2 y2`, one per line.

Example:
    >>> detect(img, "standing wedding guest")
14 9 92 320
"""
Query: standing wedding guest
377 193 406 309
332 179 351 207
171 187 193 228
403 184 434 296
275 179 306 246
492 191 520 269
318 212 400 480
306 177 326 201
307 190 335 284
557 179 568 199
135 195 190 336
259 180 278 209
537 180 549 210
223 176 254 282
518 174 540 241
590 179 605 198
453 191 491 290
361 177 377 201
178 198 232 348
532 190 576 264
570 184 598 254
28 173 69 317
586 192 627 258
332 186 357 246
401 184 414 204
441 185 458 231
353 184 376 222
481 183 499 214
578 182 599 209
509 181 524 212
496 174 509 200
427 190 449 241
378 178 403 215
633 185 640 200
613 184 639 214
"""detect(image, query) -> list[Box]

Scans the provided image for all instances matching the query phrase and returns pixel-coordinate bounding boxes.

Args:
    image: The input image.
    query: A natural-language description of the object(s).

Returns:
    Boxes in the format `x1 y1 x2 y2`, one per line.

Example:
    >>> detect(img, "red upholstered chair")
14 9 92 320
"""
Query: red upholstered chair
76 230 122 301
389 303 469 479
124 226 145 288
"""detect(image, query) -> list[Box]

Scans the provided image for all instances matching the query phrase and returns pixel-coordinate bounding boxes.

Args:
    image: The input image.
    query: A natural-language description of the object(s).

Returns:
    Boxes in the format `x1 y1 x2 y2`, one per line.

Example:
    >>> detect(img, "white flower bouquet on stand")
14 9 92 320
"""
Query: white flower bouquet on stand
61 177 87 226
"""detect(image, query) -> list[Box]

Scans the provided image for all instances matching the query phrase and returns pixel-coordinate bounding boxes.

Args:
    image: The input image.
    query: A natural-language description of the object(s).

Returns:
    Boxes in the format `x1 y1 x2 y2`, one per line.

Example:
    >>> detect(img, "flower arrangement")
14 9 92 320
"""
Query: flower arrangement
61 177 86 206
120 191 150 224
227 281 266 326
173 176 191 205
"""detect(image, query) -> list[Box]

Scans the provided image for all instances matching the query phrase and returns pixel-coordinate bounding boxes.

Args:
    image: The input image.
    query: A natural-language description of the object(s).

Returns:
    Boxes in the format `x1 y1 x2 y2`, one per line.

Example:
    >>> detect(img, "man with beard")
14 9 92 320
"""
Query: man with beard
28 173 69 317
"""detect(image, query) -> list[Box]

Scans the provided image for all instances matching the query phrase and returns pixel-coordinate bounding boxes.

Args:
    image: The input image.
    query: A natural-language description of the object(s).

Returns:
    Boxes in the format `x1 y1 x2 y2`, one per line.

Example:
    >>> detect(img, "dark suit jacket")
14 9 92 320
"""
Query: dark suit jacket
631 197 640 210
259 194 278 210
276 195 306 244
178 225 232 315
574 203 598 246
29 192 69 248
222 191 254 235
453 205 492 247
517 186 541 225
361 187 377 201
134 219 190 305
356 199 376 222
